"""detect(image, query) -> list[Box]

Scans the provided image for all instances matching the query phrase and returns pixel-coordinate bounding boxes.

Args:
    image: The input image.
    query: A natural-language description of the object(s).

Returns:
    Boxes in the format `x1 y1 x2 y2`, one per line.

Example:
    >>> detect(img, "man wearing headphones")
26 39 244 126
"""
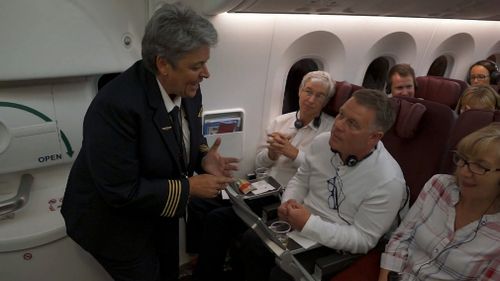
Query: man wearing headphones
241 89 407 281
467 59 499 87
255 70 336 186
386 64 417 97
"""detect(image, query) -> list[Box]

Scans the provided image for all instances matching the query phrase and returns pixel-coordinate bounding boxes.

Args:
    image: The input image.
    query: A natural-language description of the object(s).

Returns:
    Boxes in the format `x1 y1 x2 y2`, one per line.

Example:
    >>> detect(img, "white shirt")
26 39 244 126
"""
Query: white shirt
255 111 334 187
282 132 407 254
157 79 190 161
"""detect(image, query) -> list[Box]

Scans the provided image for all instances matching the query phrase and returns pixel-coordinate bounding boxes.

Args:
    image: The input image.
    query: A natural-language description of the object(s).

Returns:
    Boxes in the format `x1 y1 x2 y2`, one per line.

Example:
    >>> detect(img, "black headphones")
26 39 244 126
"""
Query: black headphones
331 148 375 167
345 155 359 167
467 60 499 84
294 111 321 129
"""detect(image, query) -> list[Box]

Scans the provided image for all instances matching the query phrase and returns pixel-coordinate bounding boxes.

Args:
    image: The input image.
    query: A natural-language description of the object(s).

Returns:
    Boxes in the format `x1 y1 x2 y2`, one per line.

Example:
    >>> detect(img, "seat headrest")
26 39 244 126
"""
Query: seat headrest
392 98 427 138
323 81 362 116
415 76 462 108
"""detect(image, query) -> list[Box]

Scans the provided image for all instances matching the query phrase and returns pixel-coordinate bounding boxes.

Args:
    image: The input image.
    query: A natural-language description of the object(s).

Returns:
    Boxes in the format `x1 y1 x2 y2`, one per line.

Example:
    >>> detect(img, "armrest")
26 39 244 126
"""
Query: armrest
278 246 361 281
313 252 362 280
261 201 280 222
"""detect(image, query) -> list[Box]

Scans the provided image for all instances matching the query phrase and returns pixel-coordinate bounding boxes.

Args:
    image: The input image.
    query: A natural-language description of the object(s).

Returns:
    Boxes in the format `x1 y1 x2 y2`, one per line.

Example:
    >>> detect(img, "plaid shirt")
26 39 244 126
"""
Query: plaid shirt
381 174 500 281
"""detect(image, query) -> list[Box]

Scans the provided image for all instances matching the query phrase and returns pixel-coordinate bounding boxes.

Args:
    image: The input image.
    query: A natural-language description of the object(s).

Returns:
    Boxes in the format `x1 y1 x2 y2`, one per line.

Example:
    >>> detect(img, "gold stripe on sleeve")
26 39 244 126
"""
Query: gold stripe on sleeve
164 180 181 217
199 144 209 153
165 181 181 217
161 180 177 216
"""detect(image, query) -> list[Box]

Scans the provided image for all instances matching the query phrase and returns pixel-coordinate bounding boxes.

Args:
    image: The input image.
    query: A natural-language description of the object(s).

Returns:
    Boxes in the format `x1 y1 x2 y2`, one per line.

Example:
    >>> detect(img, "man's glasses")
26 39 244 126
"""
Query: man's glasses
453 152 500 175
327 175 343 210
470 74 488 81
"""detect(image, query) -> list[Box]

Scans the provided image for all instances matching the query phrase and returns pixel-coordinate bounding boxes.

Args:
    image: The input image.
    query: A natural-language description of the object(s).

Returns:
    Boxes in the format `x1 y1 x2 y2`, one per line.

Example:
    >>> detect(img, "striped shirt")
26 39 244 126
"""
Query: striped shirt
381 174 500 281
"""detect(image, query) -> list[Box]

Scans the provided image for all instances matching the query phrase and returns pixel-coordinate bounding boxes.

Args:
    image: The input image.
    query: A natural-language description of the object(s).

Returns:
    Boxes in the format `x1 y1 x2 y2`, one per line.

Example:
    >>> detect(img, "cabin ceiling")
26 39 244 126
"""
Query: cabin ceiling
222 0 500 21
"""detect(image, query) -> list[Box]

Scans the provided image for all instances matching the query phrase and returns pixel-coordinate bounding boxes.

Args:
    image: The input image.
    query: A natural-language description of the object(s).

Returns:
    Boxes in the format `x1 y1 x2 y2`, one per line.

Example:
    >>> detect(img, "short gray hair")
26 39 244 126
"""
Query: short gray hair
299 71 336 100
352 89 395 133
141 2 218 73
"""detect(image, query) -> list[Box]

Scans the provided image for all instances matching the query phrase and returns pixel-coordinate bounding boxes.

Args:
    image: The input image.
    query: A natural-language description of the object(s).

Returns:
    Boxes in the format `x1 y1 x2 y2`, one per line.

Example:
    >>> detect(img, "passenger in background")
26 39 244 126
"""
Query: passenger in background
379 123 500 281
456 85 500 114
242 89 408 281
189 70 335 281
61 3 237 281
386 64 417 97
467 60 499 87
255 70 336 187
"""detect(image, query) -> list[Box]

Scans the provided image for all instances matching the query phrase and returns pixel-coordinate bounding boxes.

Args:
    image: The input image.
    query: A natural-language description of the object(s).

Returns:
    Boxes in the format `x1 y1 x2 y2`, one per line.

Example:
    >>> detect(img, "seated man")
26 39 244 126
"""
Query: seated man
241 89 408 281
379 123 500 281
386 64 417 97
190 70 336 281
255 70 336 187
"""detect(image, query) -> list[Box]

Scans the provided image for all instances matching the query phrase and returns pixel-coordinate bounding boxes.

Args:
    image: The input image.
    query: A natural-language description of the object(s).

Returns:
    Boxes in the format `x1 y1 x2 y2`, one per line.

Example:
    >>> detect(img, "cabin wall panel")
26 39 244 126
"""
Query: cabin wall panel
203 14 500 177
201 14 275 177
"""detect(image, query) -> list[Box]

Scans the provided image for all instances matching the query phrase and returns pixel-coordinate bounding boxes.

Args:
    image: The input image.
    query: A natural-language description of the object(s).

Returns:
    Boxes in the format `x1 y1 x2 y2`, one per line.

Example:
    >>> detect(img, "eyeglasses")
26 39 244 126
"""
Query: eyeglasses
470 74 488 81
302 89 327 101
453 152 500 175
327 175 343 209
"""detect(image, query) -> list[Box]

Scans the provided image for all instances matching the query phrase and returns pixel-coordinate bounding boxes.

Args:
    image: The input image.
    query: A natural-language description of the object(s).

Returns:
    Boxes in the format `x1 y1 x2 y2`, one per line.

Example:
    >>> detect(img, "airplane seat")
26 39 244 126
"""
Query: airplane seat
382 97 456 204
323 81 363 117
440 109 500 174
329 97 456 281
415 76 462 109
428 76 468 95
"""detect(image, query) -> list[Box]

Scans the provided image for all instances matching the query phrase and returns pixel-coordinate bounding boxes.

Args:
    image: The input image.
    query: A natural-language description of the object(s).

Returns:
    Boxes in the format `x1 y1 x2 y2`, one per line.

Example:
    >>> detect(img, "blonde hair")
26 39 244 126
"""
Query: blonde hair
457 122 500 164
456 85 499 114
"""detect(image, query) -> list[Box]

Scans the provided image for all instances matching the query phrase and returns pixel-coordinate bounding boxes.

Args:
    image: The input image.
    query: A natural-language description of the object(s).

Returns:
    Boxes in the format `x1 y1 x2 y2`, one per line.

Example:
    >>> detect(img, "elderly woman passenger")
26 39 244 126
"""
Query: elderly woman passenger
255 70 336 186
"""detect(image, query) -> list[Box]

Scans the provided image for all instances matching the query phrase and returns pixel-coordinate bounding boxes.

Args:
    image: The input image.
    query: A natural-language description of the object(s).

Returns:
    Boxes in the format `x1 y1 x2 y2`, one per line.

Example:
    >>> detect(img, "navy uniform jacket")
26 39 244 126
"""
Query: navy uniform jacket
61 60 208 260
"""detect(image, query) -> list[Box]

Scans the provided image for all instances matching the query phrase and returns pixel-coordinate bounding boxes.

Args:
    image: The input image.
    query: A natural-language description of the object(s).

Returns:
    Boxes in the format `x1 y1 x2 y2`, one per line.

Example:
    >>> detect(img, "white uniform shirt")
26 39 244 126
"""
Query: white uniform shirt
157 79 190 161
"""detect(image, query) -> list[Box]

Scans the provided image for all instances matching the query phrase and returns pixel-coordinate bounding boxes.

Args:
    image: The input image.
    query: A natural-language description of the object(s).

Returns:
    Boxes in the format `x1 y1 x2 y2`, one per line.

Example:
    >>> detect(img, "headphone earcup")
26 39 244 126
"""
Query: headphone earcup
294 119 304 129
385 81 391 94
490 70 499 84
313 116 321 128
294 111 304 129
295 111 321 129
346 155 358 167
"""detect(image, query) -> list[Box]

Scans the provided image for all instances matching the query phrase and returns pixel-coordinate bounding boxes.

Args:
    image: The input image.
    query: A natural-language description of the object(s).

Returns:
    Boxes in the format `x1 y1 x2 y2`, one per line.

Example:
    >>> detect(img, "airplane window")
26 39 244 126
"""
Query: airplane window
427 56 448 77
282 59 319 114
362 57 390 90
97 73 121 90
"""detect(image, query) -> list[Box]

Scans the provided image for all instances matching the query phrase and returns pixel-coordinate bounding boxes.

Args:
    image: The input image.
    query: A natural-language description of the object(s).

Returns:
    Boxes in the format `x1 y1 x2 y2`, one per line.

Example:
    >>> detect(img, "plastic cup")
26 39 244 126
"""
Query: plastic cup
269 220 291 247
255 167 269 180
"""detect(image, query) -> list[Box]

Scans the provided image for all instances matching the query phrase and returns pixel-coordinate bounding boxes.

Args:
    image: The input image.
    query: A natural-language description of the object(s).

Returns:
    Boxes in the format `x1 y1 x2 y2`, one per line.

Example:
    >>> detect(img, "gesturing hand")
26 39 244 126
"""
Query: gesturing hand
202 137 239 177
188 174 233 198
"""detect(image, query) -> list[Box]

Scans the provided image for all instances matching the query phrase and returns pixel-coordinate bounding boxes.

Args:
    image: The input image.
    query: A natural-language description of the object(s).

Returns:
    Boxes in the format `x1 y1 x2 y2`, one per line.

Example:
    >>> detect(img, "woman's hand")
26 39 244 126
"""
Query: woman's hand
202 137 239 177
